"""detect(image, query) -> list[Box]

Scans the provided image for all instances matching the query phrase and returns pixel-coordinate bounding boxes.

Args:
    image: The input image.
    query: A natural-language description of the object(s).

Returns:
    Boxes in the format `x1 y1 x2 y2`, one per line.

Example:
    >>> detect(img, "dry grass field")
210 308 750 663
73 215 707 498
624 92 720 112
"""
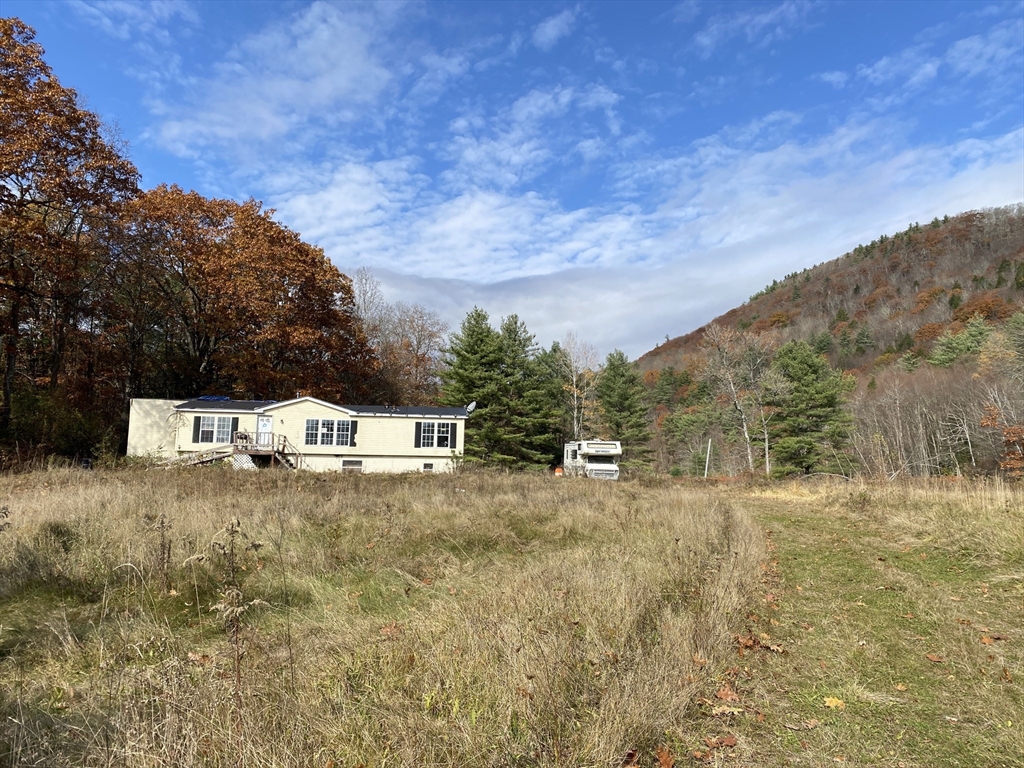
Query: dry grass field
0 469 1020 767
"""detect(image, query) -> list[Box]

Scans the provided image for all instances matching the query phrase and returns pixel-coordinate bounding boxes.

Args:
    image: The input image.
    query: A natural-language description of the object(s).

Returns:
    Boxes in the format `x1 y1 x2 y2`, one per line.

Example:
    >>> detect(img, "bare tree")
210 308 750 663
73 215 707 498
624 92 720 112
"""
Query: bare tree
560 331 601 440
349 268 447 405
699 323 779 474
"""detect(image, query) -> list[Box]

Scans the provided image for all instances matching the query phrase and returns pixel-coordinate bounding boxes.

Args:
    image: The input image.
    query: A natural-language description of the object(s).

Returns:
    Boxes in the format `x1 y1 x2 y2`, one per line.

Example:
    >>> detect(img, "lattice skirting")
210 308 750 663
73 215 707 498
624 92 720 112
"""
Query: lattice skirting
232 454 257 470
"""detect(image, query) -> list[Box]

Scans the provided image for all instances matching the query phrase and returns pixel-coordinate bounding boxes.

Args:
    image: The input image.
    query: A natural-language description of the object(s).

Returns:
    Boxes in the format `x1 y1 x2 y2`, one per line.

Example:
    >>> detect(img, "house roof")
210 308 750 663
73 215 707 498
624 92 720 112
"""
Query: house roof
175 397 468 418
175 399 277 412
342 405 469 418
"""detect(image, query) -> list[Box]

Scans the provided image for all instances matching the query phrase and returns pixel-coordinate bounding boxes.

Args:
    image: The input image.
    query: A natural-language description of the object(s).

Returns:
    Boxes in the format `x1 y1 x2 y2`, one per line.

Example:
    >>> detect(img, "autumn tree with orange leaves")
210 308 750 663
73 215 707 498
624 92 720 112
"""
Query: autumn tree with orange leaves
114 185 377 403
0 18 138 439
0 20 380 459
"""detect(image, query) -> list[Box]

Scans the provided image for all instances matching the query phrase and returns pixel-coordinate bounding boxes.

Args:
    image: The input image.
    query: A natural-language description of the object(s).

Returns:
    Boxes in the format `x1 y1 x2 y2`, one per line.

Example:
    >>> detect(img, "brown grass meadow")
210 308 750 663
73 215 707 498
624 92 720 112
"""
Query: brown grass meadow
0 469 1021 767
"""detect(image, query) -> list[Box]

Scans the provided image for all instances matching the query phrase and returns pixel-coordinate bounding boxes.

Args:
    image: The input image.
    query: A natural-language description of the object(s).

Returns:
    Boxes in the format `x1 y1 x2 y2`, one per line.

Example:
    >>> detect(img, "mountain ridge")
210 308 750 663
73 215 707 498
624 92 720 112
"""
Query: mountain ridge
637 204 1024 375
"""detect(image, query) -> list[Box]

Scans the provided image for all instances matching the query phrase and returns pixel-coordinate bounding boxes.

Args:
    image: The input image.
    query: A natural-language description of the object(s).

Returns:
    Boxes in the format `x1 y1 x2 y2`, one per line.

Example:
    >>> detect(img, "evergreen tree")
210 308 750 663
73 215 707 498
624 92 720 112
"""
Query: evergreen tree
439 309 557 469
492 315 558 468
533 342 571 463
438 307 503 464
595 350 650 466
768 341 853 476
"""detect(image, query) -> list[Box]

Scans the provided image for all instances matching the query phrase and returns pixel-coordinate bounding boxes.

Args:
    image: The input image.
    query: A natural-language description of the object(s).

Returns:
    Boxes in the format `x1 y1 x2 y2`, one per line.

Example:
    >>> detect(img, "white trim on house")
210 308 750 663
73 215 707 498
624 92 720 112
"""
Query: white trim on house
256 396 358 415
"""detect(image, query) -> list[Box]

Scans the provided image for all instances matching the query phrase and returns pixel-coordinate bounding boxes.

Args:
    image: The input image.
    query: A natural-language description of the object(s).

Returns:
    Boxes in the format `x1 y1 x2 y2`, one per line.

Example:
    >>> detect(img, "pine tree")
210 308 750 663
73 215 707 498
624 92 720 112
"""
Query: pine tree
595 350 650 466
492 315 558 468
439 309 557 469
768 341 853 476
438 307 503 464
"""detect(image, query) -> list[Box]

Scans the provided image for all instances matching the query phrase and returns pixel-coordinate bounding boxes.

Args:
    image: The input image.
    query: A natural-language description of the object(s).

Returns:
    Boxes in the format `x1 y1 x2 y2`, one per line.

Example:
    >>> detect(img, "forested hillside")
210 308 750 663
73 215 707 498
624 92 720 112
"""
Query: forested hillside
640 207 1024 374
637 206 1024 478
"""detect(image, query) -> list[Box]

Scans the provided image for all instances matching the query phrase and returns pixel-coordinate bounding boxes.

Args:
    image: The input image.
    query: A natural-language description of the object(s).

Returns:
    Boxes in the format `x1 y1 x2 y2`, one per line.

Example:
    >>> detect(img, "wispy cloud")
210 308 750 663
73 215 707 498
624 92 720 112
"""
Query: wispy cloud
691 1 814 59
532 7 578 51
671 1 702 25
68 0 198 42
814 70 847 89
147 2 401 158
945 17 1024 78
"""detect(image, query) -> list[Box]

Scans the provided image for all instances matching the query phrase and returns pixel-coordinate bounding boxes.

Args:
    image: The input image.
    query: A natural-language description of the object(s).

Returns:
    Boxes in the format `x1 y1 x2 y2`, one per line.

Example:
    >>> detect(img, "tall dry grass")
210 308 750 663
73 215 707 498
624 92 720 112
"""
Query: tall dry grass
0 469 765 767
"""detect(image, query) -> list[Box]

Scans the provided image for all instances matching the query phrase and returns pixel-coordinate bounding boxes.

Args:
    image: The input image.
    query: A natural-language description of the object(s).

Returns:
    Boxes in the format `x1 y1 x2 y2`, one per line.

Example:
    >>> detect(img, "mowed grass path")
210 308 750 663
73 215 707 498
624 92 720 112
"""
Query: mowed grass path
695 482 1024 768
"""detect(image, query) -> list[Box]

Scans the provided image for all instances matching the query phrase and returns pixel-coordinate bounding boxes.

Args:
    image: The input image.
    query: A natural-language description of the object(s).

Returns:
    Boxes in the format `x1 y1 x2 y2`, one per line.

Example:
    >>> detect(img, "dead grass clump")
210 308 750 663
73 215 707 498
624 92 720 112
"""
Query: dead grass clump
0 468 765 766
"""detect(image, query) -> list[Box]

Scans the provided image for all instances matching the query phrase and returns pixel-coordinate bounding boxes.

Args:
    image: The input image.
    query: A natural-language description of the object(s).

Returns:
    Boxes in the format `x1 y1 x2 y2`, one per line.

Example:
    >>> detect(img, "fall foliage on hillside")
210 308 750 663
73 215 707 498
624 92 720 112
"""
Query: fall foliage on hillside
638 206 1024 478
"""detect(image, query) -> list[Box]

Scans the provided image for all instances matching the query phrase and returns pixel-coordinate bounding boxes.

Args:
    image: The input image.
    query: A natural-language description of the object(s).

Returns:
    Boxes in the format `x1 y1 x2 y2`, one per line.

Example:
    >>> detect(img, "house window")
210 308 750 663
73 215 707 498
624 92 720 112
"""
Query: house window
341 459 363 473
423 463 434 472
320 419 335 446
304 419 319 446
420 421 435 448
215 416 232 443
336 420 351 447
193 415 237 444
415 421 457 449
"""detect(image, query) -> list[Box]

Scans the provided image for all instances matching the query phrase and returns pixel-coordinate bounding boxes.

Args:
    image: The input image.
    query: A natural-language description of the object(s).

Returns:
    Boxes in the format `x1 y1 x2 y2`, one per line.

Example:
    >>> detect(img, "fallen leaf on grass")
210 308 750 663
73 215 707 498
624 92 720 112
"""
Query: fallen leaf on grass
715 685 740 702
900 612 915 619
655 745 675 768
981 636 994 645
895 682 908 691
823 697 846 710
926 653 944 663
1002 668 1013 683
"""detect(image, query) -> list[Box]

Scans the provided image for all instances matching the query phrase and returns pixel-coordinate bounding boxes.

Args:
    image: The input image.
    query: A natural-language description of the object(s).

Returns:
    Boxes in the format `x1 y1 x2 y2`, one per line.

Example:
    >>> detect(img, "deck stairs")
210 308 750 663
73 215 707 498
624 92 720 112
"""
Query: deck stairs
162 433 306 470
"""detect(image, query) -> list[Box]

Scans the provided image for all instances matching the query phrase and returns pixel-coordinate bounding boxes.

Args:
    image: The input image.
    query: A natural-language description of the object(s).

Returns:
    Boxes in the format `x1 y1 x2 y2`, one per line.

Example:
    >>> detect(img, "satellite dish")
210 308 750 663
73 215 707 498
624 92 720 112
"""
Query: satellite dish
466 401 476 415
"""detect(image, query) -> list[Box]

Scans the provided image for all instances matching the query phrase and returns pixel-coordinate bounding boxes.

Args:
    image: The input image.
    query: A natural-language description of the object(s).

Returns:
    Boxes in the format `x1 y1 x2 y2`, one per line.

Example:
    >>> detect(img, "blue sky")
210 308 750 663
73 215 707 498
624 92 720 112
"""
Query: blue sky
7 1 1023 357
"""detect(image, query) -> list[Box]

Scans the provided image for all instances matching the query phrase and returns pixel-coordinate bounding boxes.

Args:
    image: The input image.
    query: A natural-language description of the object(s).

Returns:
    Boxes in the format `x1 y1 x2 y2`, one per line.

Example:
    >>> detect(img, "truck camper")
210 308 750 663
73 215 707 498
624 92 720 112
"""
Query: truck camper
562 440 622 480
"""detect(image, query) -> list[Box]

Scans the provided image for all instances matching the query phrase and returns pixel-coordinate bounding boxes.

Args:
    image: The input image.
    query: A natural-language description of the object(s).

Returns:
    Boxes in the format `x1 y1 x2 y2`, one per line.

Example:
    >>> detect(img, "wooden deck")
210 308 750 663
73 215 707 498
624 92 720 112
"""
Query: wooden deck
163 433 306 470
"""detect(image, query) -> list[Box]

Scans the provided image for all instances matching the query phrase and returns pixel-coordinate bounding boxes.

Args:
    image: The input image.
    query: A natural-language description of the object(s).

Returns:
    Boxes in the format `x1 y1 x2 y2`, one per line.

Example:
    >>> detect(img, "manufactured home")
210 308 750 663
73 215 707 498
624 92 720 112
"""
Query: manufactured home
127 396 468 473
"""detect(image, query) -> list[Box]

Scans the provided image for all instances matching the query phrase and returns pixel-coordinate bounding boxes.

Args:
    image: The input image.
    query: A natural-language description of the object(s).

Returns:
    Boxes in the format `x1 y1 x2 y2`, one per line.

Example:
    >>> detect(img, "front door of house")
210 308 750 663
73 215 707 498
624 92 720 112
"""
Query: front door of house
257 416 273 446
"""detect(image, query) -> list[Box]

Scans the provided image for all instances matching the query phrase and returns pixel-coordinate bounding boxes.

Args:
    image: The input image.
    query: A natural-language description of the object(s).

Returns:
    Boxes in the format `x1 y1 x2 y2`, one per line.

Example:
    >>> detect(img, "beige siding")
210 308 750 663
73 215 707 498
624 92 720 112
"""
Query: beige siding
300 455 458 473
175 412 260 452
261 400 464 471
164 398 464 473
127 399 182 458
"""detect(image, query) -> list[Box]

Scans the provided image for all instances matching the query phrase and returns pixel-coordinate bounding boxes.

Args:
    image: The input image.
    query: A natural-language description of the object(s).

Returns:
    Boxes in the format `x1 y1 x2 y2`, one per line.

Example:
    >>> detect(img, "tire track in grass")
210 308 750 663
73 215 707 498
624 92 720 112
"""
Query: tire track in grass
692 491 1023 768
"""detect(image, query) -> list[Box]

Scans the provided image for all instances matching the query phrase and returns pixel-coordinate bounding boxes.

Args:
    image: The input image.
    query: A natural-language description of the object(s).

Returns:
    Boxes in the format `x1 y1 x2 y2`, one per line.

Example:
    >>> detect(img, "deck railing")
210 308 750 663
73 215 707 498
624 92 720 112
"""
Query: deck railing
231 432 306 470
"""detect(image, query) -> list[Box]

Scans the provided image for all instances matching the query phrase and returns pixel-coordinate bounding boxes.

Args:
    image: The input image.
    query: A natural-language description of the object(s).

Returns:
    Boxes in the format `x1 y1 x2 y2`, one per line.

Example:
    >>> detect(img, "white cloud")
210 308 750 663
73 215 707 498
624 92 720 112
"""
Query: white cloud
946 17 1024 78
357 130 1022 358
671 1 702 25
68 0 198 41
857 45 937 86
437 84 624 192
532 7 578 51
691 1 813 59
815 70 848 89
147 2 399 157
